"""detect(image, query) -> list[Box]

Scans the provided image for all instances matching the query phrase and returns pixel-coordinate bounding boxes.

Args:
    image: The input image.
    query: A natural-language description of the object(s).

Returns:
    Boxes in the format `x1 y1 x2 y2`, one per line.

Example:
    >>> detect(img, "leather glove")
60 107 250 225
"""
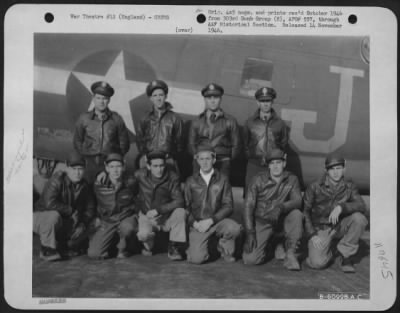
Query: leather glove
244 231 257 253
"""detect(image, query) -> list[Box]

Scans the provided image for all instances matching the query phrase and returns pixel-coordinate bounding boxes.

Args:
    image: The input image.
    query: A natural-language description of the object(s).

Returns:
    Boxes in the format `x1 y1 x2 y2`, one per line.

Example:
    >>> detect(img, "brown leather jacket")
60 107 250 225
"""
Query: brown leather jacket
136 103 184 158
303 174 366 237
243 109 288 164
184 169 233 225
133 167 184 215
73 109 130 157
34 171 96 225
188 110 242 159
243 170 302 232
94 173 137 223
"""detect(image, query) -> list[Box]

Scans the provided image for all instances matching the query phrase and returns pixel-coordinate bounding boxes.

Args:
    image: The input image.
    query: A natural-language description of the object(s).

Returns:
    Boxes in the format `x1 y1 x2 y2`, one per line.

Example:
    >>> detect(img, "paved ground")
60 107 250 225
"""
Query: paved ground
32 188 370 299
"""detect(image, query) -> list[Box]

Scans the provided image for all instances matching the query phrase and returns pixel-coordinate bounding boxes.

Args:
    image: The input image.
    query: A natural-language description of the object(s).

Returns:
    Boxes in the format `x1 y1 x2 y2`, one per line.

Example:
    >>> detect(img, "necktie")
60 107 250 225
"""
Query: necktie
210 113 217 123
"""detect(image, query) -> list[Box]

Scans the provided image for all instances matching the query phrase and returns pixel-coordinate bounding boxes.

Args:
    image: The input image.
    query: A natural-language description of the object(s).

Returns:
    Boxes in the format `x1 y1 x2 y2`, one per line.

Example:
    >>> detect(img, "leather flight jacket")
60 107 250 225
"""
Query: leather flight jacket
133 167 184 215
303 174 367 237
243 109 288 165
34 171 96 225
184 169 233 225
136 103 184 158
94 173 137 223
243 170 302 232
73 109 130 157
188 110 242 159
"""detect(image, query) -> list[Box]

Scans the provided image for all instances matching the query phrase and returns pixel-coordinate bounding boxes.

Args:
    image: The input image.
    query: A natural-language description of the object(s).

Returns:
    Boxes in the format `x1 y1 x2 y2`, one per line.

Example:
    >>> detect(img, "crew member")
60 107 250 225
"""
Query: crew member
188 83 242 179
185 143 242 264
303 154 368 273
88 153 137 259
134 150 187 260
33 152 96 261
243 149 303 270
136 80 184 174
243 87 288 189
73 81 130 183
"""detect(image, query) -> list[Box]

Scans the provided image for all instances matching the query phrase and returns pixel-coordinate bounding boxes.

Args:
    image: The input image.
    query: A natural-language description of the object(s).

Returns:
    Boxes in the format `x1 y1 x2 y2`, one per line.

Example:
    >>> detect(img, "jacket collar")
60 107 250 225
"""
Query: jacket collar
148 102 173 118
90 108 112 120
194 168 221 182
252 108 277 121
199 109 225 119
145 166 171 185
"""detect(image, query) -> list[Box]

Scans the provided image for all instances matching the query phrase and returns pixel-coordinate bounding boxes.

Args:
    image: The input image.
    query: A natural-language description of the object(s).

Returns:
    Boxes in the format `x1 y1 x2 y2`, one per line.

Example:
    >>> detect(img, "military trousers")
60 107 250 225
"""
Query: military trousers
87 214 138 258
243 209 303 265
186 218 242 264
137 208 187 250
33 211 86 250
306 212 368 269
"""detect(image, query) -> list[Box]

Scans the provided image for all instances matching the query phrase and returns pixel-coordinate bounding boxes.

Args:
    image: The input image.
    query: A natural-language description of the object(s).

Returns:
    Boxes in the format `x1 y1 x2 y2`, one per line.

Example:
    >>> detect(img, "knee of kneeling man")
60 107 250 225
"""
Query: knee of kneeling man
228 223 242 237
351 212 368 226
137 232 154 242
87 248 102 259
288 209 303 220
172 208 187 220
47 211 62 225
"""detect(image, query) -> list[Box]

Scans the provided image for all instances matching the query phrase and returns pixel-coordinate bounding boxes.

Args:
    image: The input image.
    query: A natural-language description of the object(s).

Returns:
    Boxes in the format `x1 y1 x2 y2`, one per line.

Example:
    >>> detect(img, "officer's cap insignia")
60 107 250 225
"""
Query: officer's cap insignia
262 87 268 95
101 81 107 88
209 84 215 90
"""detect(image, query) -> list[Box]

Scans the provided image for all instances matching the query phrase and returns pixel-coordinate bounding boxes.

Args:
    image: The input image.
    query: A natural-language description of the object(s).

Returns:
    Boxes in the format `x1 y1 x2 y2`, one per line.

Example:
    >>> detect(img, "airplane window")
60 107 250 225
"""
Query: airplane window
240 58 273 97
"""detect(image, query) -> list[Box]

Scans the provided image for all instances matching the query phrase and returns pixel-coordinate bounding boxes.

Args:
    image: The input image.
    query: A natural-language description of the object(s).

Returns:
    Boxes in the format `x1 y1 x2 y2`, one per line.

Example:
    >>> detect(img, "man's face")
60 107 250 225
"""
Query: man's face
147 158 166 178
150 89 167 110
66 165 85 183
204 95 222 112
268 159 285 178
258 99 273 114
93 93 110 112
105 161 124 181
196 151 216 174
327 165 345 183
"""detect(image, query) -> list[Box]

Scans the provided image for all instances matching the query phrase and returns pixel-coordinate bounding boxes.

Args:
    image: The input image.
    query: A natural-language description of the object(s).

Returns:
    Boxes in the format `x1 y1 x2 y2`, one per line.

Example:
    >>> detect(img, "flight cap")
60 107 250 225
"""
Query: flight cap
105 153 124 164
325 154 345 169
255 87 277 101
147 150 167 162
146 80 169 97
201 83 224 97
196 142 216 155
91 81 114 97
265 149 286 163
66 151 86 167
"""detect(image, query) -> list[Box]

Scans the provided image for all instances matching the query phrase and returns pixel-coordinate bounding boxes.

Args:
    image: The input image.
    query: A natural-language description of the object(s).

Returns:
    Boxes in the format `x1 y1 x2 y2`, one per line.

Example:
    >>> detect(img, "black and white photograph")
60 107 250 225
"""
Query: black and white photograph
3 4 397 310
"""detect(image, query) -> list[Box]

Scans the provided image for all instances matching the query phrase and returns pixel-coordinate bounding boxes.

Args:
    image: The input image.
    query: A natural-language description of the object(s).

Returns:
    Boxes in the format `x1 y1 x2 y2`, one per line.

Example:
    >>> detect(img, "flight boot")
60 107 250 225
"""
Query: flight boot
167 242 185 261
339 255 355 273
283 240 300 271
274 242 286 260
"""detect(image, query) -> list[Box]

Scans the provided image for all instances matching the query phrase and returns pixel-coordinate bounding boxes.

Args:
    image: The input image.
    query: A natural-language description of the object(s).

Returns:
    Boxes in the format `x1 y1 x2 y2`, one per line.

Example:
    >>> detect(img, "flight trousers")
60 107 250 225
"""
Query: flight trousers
243 209 303 265
186 218 242 264
33 211 87 250
87 214 138 258
306 212 368 269
136 208 187 251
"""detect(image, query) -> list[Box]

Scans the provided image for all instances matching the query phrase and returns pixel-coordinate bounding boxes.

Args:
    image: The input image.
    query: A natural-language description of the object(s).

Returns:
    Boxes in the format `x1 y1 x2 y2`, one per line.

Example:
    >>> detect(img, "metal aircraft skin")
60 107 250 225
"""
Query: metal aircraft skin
33 34 370 192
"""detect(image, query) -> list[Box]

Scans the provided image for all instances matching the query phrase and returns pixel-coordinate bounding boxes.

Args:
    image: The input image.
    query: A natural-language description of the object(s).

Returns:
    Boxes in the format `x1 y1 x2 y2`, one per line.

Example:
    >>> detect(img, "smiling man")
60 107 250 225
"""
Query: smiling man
133 150 186 260
303 154 368 273
73 81 130 183
242 149 303 270
136 80 184 174
188 83 242 179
